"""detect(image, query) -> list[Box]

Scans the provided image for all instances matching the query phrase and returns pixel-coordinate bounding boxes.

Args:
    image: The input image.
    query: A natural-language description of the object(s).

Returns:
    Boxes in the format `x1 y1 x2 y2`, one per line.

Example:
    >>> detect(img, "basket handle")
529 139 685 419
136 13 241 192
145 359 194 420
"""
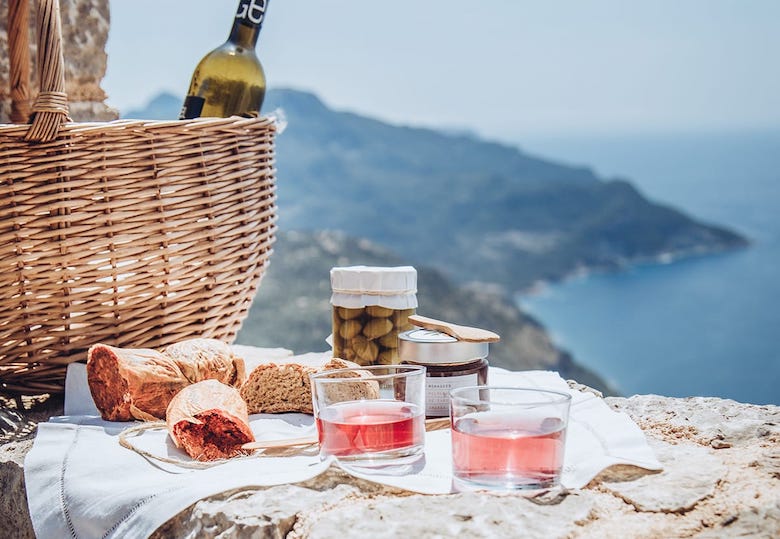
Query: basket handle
8 0 31 123
8 0 69 142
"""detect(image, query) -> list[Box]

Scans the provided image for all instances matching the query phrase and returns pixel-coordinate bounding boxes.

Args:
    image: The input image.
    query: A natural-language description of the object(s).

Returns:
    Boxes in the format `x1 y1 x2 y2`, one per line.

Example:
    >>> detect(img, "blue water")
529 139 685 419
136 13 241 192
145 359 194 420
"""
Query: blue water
514 130 780 405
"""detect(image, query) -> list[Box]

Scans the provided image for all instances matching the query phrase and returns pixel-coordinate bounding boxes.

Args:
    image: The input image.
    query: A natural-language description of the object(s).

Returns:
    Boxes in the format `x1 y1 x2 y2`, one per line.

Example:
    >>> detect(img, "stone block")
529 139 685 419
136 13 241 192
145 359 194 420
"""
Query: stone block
2 388 779 538
0 0 116 123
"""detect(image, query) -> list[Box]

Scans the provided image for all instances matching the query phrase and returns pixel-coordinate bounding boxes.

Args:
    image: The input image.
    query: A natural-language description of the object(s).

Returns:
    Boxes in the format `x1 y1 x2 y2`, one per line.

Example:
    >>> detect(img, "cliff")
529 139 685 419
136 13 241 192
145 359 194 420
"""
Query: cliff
2 379 778 538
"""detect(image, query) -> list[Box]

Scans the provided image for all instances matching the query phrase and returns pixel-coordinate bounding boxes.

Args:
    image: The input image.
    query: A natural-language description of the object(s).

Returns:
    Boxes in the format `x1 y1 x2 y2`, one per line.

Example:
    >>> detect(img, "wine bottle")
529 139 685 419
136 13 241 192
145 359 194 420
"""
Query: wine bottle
180 0 269 119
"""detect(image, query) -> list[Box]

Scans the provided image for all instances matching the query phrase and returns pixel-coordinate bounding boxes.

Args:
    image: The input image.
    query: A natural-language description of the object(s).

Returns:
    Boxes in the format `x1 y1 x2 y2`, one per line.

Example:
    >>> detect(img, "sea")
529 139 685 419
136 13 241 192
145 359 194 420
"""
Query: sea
513 129 780 406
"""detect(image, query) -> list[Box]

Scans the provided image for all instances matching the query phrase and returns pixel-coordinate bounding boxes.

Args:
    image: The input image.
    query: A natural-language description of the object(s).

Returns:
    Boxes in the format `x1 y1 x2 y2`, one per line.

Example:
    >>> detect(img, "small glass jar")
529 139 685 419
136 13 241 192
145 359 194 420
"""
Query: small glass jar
398 328 490 417
330 266 417 366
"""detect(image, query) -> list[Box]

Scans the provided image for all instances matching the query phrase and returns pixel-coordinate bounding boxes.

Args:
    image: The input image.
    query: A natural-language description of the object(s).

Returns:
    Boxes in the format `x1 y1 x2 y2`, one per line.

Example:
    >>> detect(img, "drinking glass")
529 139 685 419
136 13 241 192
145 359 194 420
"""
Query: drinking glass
310 365 426 471
450 386 571 491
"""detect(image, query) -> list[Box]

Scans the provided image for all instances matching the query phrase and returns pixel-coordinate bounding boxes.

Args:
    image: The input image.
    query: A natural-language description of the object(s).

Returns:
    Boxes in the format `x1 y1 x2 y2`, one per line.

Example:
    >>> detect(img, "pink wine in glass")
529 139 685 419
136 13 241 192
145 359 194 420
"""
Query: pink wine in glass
317 400 424 457
452 412 566 490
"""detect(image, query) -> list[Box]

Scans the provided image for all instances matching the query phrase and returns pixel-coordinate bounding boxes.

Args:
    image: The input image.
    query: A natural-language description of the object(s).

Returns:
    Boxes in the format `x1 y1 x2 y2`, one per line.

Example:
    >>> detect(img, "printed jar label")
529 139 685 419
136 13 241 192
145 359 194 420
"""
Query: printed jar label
425 373 479 416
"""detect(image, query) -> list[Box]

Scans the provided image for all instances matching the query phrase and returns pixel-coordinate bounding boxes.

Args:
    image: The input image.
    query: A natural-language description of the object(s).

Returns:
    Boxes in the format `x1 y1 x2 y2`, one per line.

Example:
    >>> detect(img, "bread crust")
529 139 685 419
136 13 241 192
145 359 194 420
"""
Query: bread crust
166 379 254 461
87 338 246 422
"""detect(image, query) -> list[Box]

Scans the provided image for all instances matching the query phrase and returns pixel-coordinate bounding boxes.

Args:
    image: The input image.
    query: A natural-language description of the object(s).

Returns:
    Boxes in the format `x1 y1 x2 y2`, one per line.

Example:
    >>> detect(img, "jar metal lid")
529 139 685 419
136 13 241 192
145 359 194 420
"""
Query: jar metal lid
398 328 489 365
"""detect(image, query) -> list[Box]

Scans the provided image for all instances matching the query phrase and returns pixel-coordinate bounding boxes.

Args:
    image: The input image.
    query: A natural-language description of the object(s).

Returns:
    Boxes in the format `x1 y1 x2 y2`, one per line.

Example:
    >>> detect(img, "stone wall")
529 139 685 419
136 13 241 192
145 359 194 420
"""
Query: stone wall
0 0 116 122
2 393 778 538
152 395 780 538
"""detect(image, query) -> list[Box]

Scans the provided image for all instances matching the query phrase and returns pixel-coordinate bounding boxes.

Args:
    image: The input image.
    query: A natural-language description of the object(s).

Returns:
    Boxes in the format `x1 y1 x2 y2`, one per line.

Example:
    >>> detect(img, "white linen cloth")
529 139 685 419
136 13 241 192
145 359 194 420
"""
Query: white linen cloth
26 356 661 539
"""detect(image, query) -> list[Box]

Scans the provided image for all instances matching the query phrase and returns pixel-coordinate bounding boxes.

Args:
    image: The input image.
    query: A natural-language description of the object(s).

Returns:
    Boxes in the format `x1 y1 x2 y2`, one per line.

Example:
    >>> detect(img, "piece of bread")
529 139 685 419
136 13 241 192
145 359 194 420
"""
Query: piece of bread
239 355 377 414
166 379 255 461
315 367 382 405
87 338 245 422
163 339 246 386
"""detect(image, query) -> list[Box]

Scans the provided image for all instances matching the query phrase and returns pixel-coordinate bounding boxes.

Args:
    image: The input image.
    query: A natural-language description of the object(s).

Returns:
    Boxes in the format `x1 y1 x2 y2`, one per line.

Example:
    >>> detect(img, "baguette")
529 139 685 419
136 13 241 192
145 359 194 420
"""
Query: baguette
166 379 255 461
87 338 245 422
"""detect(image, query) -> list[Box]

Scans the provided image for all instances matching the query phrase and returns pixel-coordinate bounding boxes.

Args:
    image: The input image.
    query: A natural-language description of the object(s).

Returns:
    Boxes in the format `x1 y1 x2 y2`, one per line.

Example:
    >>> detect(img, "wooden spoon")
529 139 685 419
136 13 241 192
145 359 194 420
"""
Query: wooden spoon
408 314 500 343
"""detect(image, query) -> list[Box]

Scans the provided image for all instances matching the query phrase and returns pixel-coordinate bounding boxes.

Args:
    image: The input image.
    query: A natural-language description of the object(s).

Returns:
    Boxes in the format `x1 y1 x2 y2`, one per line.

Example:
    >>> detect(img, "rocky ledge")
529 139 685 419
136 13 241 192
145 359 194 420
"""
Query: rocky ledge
2 393 778 538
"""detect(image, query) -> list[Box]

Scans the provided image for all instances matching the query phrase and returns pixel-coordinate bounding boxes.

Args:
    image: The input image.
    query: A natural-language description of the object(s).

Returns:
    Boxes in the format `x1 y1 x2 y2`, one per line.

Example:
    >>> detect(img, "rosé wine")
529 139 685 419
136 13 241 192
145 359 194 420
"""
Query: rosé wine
317 399 424 456
452 412 566 489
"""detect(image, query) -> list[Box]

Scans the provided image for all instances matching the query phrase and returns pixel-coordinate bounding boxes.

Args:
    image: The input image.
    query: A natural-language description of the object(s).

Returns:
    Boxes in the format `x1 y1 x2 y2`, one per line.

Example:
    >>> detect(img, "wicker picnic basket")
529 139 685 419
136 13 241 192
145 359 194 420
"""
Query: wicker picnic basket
0 0 277 394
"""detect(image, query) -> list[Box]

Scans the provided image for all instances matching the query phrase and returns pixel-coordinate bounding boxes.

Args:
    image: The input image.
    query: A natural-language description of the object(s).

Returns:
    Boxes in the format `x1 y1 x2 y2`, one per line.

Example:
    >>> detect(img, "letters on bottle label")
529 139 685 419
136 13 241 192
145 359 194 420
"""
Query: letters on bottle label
180 96 205 120
236 0 266 27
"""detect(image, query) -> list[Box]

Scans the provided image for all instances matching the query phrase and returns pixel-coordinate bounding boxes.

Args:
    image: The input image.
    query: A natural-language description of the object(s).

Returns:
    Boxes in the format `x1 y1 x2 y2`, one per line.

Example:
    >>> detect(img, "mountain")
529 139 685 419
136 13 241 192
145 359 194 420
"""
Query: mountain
122 90 749 395
125 88 748 291
124 93 182 120
235 230 614 395
262 89 749 290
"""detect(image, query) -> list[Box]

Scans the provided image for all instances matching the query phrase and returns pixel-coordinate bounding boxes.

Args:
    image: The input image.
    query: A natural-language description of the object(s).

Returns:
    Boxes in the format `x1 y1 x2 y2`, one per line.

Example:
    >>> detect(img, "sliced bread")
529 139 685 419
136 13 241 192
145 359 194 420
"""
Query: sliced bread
239 354 375 414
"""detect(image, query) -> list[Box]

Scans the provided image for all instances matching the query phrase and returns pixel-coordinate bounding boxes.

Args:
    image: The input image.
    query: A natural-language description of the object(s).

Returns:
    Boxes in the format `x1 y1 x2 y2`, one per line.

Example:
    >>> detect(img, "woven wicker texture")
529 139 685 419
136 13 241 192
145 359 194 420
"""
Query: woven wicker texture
8 0 31 123
1 0 277 394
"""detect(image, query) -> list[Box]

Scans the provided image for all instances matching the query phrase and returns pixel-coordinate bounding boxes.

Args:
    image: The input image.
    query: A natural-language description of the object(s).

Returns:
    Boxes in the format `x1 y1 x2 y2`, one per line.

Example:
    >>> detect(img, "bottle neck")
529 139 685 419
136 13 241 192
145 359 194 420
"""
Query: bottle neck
228 0 268 49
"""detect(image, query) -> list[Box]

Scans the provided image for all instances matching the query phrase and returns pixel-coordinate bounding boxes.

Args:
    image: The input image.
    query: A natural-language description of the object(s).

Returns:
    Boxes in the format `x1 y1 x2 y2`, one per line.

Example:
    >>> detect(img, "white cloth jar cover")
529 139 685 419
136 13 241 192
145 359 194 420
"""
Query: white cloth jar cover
330 265 418 309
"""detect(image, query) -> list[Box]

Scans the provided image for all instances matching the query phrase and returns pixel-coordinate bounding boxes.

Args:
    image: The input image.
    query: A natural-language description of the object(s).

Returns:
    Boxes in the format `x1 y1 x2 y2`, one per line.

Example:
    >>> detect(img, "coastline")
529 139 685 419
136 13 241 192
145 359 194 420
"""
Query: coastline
518 240 751 298
514 238 779 405
512 240 754 401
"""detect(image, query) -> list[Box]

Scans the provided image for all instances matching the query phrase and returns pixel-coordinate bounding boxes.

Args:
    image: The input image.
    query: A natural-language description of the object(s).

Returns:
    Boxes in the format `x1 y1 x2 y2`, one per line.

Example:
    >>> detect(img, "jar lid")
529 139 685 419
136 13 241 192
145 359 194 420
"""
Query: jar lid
398 328 489 365
330 266 418 309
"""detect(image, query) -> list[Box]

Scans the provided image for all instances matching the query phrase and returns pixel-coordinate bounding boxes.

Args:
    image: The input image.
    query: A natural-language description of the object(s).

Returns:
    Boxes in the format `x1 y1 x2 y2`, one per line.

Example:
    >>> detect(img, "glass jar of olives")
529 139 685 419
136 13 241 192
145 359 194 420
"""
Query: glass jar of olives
330 266 417 366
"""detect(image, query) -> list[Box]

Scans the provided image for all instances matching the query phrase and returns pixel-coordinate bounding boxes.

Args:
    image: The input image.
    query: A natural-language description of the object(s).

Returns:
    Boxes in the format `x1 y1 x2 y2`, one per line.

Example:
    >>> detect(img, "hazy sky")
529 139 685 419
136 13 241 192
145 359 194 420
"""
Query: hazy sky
104 0 780 140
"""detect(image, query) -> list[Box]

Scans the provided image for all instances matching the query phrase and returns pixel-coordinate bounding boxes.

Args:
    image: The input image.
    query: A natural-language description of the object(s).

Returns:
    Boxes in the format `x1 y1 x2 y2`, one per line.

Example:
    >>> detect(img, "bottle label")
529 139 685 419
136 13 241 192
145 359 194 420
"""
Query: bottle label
235 0 267 28
425 373 480 417
180 95 205 120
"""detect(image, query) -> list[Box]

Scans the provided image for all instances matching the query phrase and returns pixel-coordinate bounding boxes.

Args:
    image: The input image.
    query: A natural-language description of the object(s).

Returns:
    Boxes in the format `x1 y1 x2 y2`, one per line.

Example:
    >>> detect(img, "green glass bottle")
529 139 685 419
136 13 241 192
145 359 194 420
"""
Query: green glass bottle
180 0 269 119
